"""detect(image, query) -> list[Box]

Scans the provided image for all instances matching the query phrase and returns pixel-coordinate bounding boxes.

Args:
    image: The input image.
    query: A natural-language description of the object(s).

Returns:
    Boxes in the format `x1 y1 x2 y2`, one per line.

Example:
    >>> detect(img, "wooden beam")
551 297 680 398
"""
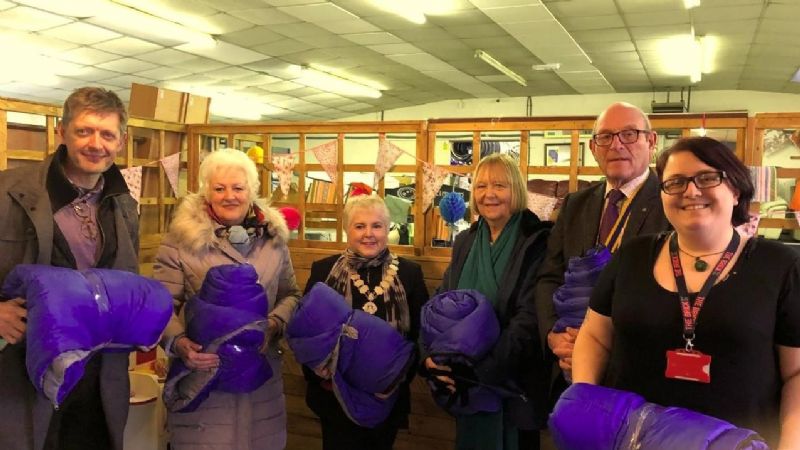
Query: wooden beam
0 109 6 171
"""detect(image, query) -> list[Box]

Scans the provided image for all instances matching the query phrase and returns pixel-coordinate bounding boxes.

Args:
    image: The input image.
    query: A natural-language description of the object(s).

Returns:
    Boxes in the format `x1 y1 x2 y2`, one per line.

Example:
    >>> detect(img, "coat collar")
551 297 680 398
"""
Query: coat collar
45 144 130 212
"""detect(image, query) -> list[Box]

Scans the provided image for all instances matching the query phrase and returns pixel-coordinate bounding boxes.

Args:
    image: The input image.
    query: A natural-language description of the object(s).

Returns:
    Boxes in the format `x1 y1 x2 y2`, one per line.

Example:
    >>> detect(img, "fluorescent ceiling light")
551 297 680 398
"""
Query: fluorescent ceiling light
658 33 715 84
15 0 215 47
532 63 561 71
683 0 701 9
290 65 383 98
475 50 527 87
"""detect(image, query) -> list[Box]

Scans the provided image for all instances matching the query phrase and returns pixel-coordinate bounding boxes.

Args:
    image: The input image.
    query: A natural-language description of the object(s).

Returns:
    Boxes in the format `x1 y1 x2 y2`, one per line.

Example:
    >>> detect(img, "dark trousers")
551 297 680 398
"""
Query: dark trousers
319 412 401 450
43 355 111 450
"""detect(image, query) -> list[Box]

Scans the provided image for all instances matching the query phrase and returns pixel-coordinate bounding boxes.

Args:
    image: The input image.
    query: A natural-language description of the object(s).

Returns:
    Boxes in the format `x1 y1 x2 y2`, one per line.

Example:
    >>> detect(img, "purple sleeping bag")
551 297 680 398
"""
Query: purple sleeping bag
163 264 272 413
420 289 505 415
1 264 172 408
286 282 414 428
552 246 611 332
549 383 768 450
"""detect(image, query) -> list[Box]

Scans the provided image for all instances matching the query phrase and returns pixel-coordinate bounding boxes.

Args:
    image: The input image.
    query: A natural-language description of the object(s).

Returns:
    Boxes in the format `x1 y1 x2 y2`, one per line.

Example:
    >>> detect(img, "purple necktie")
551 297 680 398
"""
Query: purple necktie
598 189 626 245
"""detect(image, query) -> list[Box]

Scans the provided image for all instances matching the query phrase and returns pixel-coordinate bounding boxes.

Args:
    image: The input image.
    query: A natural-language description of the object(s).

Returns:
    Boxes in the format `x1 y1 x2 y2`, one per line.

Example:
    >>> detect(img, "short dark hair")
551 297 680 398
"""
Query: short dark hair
655 136 753 226
62 87 128 135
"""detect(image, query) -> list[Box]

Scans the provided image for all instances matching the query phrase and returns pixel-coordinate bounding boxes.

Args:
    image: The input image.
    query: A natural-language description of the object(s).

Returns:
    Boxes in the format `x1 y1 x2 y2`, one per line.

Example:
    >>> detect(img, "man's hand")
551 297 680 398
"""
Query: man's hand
0 298 27 344
548 327 580 372
260 317 281 354
425 357 455 393
174 336 219 371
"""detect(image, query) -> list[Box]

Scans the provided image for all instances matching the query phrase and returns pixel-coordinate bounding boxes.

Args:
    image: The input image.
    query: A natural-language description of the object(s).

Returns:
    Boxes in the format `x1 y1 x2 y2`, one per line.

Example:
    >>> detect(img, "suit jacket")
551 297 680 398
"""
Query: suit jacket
534 171 670 344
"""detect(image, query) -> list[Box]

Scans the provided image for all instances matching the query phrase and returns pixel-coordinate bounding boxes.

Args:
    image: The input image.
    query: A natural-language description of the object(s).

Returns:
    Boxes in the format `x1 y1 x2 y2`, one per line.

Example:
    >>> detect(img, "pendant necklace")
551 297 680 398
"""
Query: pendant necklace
350 256 399 315
677 247 725 272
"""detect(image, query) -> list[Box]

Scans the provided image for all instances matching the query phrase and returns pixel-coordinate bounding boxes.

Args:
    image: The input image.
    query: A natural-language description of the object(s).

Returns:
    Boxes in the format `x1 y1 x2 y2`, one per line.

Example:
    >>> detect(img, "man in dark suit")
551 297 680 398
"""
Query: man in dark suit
535 102 671 399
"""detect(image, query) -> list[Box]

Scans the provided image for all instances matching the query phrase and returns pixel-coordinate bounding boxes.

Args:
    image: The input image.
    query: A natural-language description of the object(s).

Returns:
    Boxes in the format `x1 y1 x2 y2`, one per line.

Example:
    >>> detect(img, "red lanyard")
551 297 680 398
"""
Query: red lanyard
667 231 739 350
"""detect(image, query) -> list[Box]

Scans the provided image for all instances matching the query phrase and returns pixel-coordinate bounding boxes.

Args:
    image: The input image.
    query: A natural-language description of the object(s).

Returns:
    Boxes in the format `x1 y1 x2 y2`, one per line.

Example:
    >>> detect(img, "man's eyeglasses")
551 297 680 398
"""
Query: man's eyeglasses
660 171 727 195
73 202 98 241
592 129 649 146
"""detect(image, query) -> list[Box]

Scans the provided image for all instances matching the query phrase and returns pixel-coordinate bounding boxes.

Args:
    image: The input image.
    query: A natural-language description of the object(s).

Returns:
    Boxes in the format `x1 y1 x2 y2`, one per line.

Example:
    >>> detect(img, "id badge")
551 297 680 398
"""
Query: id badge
665 349 711 383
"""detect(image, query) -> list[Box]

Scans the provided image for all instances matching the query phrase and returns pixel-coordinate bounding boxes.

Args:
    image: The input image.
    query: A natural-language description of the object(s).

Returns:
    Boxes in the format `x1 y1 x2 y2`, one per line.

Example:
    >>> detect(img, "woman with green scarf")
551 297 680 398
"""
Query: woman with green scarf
425 153 552 450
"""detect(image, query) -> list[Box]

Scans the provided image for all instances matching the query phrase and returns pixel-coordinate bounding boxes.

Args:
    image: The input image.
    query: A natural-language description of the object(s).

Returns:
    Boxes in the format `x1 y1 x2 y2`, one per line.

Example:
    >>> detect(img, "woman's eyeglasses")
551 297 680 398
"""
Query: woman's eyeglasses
660 171 727 195
73 202 98 241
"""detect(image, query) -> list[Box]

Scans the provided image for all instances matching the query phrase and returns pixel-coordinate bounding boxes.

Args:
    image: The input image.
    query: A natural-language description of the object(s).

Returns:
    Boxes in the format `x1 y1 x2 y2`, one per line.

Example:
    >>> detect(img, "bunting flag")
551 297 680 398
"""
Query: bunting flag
309 140 338 185
119 166 142 214
374 137 404 187
421 162 448 212
736 212 761 239
160 152 181 196
272 154 296 196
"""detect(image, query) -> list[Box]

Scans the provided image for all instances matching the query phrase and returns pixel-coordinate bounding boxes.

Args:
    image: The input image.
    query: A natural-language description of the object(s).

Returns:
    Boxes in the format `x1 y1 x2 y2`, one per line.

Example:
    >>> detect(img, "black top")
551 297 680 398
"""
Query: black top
591 233 800 444
302 254 429 426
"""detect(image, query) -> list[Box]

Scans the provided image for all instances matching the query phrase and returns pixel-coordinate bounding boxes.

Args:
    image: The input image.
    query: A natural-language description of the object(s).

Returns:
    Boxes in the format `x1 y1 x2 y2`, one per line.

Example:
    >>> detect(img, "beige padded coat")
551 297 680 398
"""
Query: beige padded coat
153 193 301 450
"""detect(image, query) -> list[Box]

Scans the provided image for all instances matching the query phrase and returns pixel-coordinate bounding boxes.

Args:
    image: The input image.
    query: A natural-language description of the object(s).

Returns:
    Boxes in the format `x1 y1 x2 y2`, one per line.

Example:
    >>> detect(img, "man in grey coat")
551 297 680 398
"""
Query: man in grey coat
0 87 139 450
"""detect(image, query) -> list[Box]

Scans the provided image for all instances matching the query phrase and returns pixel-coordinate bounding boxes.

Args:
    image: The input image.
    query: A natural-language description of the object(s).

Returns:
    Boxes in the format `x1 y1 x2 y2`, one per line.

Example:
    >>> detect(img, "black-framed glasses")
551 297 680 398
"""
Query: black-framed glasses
660 171 727 195
592 129 650 146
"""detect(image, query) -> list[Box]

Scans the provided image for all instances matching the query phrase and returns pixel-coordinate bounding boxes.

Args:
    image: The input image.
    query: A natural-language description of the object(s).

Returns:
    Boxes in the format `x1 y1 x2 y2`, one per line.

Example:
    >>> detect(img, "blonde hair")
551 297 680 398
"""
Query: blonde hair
469 153 528 217
198 148 261 202
343 194 390 229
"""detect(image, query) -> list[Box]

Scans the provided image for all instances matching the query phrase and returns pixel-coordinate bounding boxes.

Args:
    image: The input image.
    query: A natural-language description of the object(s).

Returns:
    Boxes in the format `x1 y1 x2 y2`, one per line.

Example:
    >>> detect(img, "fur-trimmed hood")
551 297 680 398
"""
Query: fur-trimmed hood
167 193 290 255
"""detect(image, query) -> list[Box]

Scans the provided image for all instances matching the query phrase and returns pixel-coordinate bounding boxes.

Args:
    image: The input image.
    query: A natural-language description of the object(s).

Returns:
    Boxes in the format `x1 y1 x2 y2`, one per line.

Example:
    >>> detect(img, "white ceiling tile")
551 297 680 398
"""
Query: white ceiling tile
262 81 304 92
252 39 312 57
67 66 121 82
278 3 358 22
135 67 193 81
136 48 198 64
176 40 269 65
180 13 254 34
227 8 300 26
102 74 157 88
231 74 284 86
341 31 402 45
316 19 380 34
0 1 14 10
93 37 164 56
171 57 228 73
203 67 257 80
387 54 456 72
58 47 121 65
96 58 159 73
0 6 71 31
40 22 121 45
164 74 220 87
367 43 422 55
220 26 285 47
483 5 551 24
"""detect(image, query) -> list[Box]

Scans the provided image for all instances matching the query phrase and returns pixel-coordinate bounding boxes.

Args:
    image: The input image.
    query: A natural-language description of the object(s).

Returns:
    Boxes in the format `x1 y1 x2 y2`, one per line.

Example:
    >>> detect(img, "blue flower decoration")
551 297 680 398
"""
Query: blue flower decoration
439 192 467 225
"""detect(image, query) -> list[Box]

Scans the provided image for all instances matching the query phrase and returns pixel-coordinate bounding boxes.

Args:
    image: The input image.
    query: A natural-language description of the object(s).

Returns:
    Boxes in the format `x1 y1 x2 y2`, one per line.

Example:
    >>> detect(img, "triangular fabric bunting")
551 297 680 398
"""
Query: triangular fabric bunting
272 154 296 196
119 166 142 214
374 136 404 187
421 162 448 212
310 140 338 185
160 152 181 196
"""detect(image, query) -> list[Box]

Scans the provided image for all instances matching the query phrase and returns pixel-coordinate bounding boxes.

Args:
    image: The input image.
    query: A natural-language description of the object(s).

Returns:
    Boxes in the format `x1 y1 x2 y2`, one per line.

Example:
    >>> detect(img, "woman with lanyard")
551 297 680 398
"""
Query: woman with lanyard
425 153 552 450
572 136 800 448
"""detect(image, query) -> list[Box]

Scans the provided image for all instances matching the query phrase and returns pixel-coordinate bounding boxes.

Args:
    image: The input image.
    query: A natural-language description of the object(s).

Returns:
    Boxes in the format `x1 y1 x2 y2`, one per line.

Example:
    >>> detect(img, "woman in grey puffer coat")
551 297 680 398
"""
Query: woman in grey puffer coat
153 148 301 450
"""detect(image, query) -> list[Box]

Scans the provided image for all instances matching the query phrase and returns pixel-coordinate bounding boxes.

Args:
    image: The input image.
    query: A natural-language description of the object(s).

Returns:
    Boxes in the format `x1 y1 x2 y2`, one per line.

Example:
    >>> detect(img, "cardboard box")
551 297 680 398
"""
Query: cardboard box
128 83 185 123
184 93 210 124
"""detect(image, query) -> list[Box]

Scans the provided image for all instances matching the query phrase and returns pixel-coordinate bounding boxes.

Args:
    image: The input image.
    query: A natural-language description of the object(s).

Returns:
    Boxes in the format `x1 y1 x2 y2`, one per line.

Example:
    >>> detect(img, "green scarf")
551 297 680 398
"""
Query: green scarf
457 212 521 304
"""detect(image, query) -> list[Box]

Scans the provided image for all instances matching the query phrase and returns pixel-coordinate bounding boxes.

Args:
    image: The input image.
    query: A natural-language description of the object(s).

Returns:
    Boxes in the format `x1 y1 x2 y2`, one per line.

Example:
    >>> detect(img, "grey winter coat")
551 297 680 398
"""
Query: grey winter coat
0 151 139 450
153 193 301 450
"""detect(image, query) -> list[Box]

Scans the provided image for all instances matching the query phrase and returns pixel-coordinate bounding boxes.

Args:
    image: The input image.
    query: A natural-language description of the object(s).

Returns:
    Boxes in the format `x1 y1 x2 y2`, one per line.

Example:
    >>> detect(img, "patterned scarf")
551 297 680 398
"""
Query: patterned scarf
207 203 272 254
325 247 410 334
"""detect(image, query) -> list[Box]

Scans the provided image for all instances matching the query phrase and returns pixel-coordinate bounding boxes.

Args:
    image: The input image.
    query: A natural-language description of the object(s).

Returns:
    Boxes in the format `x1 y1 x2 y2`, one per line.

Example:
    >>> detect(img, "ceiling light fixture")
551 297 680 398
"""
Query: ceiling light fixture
683 0 701 9
475 50 527 87
291 65 383 98
532 63 561 71
369 0 426 24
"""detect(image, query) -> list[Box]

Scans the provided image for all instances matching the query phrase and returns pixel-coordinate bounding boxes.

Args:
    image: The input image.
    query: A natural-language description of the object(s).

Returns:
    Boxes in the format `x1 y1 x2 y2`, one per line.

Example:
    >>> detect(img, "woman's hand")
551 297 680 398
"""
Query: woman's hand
174 336 219 371
425 357 455 393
